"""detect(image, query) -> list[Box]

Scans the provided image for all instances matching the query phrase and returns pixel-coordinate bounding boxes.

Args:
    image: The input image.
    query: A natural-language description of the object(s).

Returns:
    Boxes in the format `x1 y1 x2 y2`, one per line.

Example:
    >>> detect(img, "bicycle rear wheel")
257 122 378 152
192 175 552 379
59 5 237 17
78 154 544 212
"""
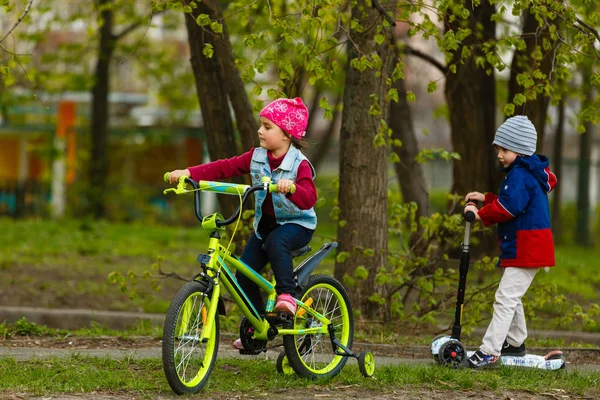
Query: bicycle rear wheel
283 274 354 379
162 280 219 394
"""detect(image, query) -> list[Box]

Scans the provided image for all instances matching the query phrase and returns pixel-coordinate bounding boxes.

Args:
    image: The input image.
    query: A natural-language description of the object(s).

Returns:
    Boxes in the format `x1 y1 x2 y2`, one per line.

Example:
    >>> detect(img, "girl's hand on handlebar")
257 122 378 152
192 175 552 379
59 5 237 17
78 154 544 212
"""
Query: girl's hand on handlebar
276 179 294 194
464 204 481 221
464 191 485 203
168 169 191 184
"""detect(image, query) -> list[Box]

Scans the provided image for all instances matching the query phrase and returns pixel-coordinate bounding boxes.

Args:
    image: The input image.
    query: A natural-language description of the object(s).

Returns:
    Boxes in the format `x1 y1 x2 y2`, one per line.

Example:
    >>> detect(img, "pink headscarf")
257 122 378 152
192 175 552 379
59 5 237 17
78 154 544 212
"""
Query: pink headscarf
259 97 309 140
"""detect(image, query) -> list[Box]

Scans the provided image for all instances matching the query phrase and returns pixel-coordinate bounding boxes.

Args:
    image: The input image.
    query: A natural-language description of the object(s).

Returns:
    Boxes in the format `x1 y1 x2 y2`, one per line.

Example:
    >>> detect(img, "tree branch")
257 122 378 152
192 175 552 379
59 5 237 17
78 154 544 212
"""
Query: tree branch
402 44 448 74
115 8 166 41
0 0 34 45
372 0 396 26
575 17 600 43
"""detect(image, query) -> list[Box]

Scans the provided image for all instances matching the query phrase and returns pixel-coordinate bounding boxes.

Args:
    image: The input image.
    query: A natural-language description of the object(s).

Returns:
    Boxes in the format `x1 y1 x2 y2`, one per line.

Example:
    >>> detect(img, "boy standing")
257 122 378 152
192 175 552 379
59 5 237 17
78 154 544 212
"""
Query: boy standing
463 115 557 368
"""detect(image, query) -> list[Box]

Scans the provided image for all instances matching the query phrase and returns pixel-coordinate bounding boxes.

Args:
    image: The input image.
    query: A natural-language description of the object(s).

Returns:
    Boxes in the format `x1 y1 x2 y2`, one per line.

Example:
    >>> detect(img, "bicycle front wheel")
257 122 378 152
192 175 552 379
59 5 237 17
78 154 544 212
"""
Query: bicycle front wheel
283 274 354 379
162 280 219 394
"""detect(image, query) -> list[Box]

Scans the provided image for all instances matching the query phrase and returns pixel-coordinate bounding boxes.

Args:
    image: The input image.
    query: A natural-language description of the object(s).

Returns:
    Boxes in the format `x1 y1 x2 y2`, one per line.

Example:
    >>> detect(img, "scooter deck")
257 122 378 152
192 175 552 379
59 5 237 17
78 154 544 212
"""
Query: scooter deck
466 350 566 370
431 336 565 370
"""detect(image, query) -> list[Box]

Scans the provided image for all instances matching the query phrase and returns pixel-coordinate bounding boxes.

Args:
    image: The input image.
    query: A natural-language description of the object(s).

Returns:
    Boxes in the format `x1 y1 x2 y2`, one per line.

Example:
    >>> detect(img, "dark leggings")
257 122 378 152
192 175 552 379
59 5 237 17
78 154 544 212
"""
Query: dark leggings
236 223 313 314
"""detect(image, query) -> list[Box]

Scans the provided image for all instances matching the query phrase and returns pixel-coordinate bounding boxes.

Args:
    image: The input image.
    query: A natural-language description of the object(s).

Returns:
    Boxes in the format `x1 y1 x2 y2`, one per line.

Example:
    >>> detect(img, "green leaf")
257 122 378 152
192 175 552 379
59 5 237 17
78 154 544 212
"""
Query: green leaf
406 91 416 102
373 133 386 148
336 251 350 263
202 44 214 58
362 248 375 257
503 103 515 116
210 21 223 33
427 81 437 93
195 14 211 27
513 93 526 106
374 33 385 45
354 265 369 280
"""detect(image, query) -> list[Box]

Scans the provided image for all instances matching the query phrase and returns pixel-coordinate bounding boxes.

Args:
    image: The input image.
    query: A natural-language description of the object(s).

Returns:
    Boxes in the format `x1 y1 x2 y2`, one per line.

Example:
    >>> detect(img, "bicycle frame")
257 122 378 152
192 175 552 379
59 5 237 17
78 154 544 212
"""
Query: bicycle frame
194 235 332 342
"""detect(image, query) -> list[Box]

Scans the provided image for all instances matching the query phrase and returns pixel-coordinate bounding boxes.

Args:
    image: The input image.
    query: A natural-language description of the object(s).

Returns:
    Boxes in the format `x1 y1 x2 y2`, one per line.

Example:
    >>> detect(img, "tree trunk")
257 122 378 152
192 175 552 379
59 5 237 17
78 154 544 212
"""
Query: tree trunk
551 100 565 242
200 0 257 151
89 0 115 219
576 61 594 247
184 1 249 218
507 8 558 147
445 0 498 198
335 0 395 320
445 0 497 260
390 52 428 219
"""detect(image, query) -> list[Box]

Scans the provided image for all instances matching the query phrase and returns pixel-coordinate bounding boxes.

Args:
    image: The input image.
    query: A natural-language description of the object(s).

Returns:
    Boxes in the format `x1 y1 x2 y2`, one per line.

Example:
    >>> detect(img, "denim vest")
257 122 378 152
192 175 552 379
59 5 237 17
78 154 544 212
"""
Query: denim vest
250 146 317 238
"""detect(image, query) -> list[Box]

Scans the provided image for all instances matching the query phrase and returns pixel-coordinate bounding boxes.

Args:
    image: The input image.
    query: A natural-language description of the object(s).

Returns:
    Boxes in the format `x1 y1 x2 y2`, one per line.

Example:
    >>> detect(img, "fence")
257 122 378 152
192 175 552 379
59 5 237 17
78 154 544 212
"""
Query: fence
0 181 50 218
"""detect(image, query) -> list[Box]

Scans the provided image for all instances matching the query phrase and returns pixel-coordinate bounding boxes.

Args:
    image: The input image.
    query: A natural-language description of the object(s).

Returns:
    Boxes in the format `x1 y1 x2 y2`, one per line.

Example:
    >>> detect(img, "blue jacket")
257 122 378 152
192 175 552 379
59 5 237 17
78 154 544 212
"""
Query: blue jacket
478 155 557 268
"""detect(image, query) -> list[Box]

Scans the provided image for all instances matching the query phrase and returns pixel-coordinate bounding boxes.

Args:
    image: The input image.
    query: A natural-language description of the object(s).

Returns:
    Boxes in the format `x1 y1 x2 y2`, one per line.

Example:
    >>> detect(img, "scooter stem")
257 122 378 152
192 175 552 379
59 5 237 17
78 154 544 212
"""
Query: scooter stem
451 221 472 341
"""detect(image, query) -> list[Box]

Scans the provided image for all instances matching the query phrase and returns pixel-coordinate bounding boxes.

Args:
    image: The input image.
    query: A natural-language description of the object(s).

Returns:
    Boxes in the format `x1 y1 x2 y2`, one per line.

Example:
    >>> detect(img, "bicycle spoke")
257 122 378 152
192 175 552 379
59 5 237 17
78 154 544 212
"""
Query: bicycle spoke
173 294 210 382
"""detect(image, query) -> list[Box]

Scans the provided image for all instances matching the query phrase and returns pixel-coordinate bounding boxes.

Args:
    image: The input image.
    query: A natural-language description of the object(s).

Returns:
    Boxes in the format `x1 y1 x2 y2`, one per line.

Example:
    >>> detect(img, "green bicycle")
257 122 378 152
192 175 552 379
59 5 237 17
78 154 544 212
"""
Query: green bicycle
161 174 375 394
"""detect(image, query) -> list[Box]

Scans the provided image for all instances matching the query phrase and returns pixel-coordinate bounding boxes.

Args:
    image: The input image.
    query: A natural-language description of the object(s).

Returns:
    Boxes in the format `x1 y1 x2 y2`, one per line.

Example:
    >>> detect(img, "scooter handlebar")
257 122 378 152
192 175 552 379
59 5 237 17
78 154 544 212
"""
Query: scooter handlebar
464 200 479 222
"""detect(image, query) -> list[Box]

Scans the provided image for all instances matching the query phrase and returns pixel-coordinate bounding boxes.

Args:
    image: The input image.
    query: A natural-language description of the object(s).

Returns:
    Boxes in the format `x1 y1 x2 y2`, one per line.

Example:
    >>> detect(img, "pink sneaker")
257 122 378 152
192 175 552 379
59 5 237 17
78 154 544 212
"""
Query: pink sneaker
232 338 243 350
274 293 297 315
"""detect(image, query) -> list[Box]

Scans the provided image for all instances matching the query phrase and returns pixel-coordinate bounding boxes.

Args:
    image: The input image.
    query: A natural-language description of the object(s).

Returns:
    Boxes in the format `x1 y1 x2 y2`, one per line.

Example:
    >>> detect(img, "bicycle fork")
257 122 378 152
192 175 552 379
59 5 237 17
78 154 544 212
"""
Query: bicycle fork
199 283 221 343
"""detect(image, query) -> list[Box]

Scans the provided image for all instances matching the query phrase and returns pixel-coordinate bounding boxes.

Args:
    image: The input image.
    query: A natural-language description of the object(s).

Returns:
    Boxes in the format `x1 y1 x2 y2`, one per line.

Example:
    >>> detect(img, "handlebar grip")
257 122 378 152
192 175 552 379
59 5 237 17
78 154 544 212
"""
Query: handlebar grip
464 200 479 222
268 183 296 195
464 211 476 222
163 172 170 183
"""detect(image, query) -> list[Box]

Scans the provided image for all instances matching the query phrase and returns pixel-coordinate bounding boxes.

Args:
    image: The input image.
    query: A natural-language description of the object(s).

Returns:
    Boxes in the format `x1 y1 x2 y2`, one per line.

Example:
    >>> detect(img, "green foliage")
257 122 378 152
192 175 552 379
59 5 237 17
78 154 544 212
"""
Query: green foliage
8 317 66 337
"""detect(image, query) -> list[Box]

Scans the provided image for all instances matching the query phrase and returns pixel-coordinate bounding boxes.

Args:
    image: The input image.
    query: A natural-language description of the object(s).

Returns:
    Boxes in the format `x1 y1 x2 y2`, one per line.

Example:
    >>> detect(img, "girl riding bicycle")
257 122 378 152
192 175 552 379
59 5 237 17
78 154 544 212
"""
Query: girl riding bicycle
167 97 317 350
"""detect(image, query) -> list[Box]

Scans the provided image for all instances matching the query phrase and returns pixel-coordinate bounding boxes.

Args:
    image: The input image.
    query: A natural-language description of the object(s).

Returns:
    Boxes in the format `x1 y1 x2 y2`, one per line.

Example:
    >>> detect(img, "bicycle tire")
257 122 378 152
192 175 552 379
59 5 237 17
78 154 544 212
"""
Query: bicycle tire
283 274 354 379
162 280 220 394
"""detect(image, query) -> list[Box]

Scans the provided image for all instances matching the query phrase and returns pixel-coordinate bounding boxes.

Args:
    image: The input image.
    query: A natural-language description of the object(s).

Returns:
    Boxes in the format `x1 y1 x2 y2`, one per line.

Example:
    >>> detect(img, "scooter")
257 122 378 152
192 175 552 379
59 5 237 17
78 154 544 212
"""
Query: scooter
430 202 566 370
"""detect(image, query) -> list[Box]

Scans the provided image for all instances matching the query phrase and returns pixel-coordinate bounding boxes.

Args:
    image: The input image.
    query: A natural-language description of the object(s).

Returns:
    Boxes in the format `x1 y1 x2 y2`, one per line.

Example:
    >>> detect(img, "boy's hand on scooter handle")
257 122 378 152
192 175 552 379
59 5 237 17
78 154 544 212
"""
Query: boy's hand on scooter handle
167 169 191 184
464 191 485 203
464 204 481 221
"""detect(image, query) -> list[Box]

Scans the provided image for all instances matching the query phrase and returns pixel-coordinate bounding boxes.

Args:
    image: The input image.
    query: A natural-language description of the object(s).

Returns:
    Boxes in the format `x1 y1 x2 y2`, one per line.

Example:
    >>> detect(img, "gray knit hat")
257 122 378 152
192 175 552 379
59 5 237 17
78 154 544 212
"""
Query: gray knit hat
492 115 537 156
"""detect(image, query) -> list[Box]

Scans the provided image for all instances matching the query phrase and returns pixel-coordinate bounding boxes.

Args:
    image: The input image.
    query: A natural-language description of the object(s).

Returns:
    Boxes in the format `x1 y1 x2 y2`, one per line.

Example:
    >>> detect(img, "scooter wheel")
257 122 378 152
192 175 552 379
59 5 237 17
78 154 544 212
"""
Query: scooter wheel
358 351 375 377
276 350 294 375
431 334 449 364
438 339 466 368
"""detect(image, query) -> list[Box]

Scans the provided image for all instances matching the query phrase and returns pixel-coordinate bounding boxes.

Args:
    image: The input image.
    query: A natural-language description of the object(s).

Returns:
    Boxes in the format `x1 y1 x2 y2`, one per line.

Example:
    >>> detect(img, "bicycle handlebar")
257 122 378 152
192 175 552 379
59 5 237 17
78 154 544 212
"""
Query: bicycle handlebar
163 173 296 226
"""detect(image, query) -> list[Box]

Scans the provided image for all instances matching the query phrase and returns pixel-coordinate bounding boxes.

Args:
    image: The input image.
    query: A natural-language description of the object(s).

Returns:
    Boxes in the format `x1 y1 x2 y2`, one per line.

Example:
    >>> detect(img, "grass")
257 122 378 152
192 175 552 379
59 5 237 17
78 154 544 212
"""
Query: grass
537 246 600 302
0 355 598 397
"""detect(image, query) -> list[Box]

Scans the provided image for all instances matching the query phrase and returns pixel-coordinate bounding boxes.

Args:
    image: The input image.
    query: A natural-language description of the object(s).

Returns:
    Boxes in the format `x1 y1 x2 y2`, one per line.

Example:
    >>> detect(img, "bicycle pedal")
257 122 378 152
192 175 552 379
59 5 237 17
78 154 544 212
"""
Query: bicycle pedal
266 312 294 325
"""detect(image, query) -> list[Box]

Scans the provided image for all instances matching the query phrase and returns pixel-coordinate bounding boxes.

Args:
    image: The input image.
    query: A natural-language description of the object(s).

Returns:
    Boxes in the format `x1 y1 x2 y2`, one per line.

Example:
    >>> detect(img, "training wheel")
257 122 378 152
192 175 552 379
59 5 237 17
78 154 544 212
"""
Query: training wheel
358 351 375 377
276 350 294 375
437 339 466 368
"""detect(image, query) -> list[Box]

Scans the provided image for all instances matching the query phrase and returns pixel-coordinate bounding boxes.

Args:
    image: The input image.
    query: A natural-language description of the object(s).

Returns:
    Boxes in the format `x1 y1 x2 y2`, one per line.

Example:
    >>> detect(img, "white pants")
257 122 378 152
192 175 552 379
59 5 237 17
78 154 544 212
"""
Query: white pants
480 267 538 356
